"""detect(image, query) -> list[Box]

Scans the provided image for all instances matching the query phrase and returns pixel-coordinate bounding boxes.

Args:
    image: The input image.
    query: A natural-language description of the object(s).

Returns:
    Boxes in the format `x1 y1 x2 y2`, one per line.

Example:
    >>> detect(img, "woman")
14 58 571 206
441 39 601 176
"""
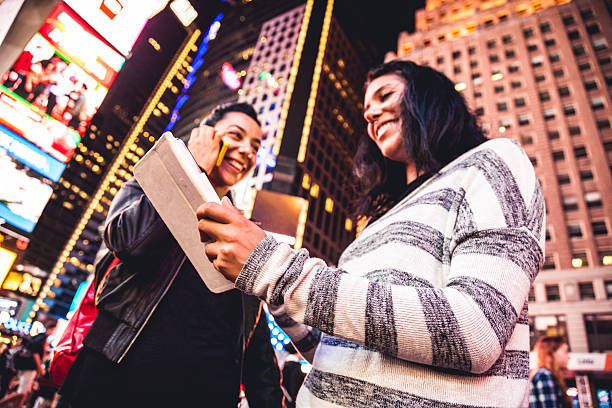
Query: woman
530 336 571 408
197 60 546 407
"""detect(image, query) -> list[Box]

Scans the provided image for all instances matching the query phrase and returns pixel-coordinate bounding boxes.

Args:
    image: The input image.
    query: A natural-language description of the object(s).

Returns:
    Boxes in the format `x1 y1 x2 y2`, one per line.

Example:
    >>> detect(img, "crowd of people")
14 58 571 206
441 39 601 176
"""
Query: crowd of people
0 58 581 407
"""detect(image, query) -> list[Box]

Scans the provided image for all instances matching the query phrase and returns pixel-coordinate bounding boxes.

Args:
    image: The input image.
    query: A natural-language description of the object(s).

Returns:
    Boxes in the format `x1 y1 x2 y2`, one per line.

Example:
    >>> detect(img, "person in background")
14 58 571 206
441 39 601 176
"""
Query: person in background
60 103 283 408
530 336 572 408
197 60 545 407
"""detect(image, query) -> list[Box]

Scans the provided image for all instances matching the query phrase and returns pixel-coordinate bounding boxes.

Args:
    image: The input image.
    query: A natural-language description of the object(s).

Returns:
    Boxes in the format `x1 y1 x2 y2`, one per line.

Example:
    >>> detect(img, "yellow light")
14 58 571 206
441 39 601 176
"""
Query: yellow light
345 218 352 231
302 174 311 189
499 126 506 133
297 0 334 163
310 184 319 198
0 248 16 287
325 198 333 213
491 73 504 81
571 258 583 268
602 255 612 266
273 0 314 157
294 201 309 250
455 82 467 91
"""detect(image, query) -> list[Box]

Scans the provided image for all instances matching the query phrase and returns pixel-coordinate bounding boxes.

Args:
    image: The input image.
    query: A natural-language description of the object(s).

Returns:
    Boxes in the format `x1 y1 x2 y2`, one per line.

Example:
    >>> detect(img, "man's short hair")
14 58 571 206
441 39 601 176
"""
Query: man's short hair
200 102 260 127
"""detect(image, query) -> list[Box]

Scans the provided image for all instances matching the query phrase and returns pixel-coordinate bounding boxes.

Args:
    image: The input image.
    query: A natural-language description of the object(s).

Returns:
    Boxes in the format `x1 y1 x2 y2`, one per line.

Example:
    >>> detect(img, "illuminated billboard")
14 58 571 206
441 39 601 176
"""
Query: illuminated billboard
64 0 163 56
0 2 126 235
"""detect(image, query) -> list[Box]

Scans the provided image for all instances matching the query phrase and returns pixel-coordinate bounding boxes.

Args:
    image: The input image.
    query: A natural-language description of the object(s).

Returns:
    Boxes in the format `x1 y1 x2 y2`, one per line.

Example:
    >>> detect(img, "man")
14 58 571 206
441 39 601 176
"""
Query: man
60 103 282 407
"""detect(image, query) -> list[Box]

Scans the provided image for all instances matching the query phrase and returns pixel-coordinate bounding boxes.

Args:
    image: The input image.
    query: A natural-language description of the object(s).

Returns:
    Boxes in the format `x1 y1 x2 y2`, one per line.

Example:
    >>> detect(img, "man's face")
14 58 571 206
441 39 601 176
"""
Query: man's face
207 111 262 190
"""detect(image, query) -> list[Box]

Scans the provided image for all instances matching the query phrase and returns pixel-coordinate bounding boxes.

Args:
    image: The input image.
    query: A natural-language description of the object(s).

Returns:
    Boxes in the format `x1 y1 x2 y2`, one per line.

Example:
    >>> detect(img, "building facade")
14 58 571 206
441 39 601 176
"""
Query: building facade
392 0 612 354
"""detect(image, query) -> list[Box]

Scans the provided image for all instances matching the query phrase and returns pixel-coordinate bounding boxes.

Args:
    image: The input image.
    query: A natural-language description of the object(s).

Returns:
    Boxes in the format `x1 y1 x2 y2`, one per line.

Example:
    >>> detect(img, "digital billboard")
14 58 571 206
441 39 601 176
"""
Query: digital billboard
0 2 126 235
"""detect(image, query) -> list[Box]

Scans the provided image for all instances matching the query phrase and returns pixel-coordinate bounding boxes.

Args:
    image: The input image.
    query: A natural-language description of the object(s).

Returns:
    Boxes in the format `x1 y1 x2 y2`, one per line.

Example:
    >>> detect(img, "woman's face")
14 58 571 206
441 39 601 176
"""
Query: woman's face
553 343 569 369
363 73 411 165
208 111 262 190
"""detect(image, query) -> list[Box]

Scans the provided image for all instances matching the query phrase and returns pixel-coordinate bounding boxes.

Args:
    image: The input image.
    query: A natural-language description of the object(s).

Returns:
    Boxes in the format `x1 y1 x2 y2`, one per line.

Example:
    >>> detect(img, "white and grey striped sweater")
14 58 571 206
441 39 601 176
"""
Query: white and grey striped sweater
236 138 545 407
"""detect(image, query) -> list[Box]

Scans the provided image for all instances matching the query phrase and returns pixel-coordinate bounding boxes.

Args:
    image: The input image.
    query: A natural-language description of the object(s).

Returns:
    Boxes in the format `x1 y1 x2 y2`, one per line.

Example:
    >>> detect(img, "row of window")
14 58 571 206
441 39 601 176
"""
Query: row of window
529 313 611 353
537 279 612 302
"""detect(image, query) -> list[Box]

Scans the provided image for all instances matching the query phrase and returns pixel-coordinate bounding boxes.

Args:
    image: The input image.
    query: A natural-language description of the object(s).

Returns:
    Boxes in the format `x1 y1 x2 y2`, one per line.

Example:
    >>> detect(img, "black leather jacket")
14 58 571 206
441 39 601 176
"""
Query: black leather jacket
84 178 282 407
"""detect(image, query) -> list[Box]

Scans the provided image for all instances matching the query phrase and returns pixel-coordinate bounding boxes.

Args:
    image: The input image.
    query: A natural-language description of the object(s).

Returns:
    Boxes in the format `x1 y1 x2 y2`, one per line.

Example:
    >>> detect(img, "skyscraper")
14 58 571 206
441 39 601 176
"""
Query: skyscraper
392 0 611 354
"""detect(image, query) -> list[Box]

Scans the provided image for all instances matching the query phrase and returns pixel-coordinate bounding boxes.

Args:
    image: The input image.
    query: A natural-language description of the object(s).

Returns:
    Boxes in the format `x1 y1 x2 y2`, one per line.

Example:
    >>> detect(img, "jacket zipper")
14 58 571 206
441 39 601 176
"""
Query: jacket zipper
116 254 187 363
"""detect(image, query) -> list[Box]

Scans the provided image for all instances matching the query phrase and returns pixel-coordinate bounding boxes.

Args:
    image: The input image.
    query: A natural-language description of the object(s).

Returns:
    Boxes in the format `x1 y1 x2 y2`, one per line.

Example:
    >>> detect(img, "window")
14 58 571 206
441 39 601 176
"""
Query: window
558 86 570 97
586 24 601 35
569 126 581 136
514 97 526 107
568 223 583 238
592 221 609 236
585 191 602 208
531 56 544 68
580 170 593 180
584 79 598 90
539 91 551 101
523 28 534 38
578 62 591 71
547 130 560 140
540 22 551 33
470 60 478 68
535 75 545 83
562 196 578 211
436 56 445 64
553 69 564 78
494 85 504 93
562 15 575 26
505 49 516 58
545 285 561 301
590 97 605 110
518 114 531 126
573 45 586 56
563 104 576 116
584 314 612 352
527 44 538 52
521 134 533 145
529 156 537 166
508 63 519 73
607 74 612 86
511 81 522 88
475 107 484 116
574 146 587 158
543 255 556 269
597 119 611 129
568 30 581 40
528 287 536 302
529 315 567 349
580 9 595 20
502 34 513 44
497 102 508 111
454 65 461 73
558 174 571 185
468 46 476 55
549 52 560 63
579 282 596 299
593 38 608 51
595 56 609 66
552 150 565 161
544 38 556 47
544 109 556 121
474 91 482 98
607 281 612 299
486 40 496 49
489 54 499 63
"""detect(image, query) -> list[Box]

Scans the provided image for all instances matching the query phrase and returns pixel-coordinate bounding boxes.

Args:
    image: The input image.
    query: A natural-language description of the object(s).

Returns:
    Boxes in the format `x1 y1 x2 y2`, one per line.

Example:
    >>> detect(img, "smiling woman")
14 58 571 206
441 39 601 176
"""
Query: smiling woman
197 60 546 407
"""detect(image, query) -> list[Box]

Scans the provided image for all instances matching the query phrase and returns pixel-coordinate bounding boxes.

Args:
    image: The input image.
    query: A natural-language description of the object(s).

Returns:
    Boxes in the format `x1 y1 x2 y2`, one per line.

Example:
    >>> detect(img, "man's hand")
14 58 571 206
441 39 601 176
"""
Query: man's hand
187 124 223 175
196 197 267 282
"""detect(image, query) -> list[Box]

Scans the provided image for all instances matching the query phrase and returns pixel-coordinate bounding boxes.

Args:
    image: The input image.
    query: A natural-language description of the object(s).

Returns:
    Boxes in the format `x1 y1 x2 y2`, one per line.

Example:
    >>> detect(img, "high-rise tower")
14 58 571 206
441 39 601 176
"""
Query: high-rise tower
392 0 612 355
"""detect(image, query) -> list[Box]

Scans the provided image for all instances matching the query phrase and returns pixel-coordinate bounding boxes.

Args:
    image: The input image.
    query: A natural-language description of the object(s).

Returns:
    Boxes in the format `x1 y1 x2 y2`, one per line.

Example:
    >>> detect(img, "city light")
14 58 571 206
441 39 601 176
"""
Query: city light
170 0 198 27
454 82 466 91
571 258 583 268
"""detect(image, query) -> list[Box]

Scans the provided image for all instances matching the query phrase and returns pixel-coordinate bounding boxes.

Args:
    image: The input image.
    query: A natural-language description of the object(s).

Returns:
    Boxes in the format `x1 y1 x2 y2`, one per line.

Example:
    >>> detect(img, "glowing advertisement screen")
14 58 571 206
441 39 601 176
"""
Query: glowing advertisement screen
0 2 125 234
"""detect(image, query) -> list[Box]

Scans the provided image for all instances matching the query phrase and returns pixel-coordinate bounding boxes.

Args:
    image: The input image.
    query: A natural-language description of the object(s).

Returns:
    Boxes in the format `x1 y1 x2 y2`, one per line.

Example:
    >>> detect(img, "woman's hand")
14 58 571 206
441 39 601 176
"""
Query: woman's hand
196 197 267 282
187 124 223 175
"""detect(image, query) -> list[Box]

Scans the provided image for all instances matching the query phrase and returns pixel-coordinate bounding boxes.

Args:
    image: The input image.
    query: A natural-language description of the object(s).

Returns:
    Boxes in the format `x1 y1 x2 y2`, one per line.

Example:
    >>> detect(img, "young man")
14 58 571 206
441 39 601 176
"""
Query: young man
60 103 282 407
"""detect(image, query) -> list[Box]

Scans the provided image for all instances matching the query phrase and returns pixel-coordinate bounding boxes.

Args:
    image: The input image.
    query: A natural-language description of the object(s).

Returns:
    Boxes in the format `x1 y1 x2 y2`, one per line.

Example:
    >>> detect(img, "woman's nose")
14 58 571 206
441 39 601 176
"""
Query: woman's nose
363 105 381 123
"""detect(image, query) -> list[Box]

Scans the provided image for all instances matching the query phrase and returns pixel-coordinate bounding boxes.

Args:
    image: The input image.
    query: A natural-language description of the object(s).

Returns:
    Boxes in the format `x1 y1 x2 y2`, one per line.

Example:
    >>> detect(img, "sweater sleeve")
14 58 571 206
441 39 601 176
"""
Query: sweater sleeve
236 140 544 374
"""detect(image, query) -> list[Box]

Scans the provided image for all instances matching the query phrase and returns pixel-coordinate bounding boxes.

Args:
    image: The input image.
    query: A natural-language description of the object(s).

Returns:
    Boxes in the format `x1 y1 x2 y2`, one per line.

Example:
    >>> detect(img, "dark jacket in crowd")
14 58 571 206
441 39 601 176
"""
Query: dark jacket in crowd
80 178 282 406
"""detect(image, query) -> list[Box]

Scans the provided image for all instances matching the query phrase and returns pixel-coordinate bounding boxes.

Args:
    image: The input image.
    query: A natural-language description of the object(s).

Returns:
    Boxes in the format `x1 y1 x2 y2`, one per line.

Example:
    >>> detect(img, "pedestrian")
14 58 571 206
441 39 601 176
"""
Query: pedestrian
59 103 283 408
530 336 571 408
196 60 545 407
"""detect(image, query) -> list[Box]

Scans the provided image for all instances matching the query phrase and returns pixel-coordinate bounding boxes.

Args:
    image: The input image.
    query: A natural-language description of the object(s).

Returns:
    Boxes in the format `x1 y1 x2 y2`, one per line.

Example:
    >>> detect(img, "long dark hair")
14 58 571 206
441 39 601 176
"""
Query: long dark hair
352 60 487 220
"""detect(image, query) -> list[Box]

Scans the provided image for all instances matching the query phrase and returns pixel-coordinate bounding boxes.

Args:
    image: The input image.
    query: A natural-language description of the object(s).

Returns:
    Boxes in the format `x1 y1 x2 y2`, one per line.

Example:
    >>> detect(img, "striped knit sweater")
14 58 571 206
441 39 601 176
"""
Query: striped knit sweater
236 138 545 407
